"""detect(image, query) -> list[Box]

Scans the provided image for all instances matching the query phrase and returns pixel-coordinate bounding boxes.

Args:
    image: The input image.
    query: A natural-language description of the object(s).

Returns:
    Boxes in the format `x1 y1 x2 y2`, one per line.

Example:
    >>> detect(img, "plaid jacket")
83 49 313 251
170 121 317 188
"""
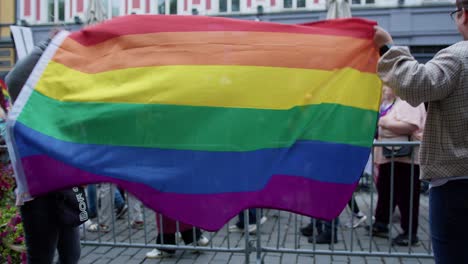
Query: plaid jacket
377 42 468 180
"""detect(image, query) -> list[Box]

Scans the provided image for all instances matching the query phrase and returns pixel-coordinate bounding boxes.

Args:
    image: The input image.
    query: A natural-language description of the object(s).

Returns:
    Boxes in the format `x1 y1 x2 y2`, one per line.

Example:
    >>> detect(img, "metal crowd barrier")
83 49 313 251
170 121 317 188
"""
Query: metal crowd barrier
77 141 433 263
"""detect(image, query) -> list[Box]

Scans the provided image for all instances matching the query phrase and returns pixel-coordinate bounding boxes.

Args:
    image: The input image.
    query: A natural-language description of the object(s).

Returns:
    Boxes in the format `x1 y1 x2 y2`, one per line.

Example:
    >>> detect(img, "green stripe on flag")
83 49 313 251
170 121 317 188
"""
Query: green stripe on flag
18 91 377 151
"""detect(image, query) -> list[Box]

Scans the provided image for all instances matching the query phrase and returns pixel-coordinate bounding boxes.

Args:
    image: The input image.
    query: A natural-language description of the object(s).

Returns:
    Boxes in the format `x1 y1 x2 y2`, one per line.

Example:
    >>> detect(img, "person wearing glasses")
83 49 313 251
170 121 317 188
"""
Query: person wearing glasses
374 0 468 263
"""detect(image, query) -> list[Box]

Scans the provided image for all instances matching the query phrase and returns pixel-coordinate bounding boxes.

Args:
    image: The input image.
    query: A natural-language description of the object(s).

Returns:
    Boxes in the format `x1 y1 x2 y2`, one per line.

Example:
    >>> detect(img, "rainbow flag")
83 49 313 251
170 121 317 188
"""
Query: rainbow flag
7 15 381 230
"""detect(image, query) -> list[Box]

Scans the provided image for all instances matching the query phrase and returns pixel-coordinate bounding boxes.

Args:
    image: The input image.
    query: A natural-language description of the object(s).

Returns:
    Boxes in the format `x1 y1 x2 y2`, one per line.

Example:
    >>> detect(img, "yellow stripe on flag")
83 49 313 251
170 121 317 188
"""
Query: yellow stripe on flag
36 62 381 111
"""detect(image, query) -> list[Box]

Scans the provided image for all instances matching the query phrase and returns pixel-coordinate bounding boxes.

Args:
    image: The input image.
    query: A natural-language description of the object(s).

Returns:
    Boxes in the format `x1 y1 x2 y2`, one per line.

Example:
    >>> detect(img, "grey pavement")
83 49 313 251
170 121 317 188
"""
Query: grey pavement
77 189 435 264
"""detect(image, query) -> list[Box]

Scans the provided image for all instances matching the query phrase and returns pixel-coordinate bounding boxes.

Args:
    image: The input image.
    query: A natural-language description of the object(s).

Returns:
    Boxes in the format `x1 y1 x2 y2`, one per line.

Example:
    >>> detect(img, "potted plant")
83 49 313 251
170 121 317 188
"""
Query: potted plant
0 164 26 263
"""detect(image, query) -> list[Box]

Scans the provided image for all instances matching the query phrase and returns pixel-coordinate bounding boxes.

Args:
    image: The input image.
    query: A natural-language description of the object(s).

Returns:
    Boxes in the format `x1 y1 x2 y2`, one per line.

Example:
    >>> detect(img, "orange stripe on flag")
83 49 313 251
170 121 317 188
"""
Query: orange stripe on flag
55 31 378 74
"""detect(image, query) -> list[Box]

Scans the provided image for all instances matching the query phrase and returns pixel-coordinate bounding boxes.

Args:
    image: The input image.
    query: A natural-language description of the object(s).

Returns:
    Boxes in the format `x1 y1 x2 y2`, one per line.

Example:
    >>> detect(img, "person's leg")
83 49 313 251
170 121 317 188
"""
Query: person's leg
86 185 97 218
128 193 144 229
430 179 468 264
300 217 315 237
236 210 246 228
118 187 126 202
248 208 257 224
345 195 367 228
146 214 177 258
322 219 339 234
348 197 360 215
114 188 125 210
310 218 338 244
20 194 59 264
156 233 177 254
57 226 81 264
88 183 115 232
374 163 394 231
395 163 420 236
181 228 202 244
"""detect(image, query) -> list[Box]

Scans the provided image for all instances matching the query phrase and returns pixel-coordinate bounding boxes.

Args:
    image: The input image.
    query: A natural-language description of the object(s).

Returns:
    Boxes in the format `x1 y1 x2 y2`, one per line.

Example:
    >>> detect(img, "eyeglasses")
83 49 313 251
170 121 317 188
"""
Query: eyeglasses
450 8 463 21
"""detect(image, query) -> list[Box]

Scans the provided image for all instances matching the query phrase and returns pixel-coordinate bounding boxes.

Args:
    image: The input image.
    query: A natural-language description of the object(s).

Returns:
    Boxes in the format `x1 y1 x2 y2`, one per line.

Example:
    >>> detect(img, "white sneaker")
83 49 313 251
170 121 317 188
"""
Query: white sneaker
196 235 210 246
228 224 244 233
228 216 267 233
176 232 183 244
145 249 174 259
345 213 368 229
249 216 268 233
247 224 257 234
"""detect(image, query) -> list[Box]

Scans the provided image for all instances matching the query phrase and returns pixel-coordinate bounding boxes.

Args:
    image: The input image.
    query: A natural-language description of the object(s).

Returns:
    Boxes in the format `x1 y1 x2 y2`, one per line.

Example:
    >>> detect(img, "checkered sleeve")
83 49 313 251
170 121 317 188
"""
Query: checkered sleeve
377 46 462 107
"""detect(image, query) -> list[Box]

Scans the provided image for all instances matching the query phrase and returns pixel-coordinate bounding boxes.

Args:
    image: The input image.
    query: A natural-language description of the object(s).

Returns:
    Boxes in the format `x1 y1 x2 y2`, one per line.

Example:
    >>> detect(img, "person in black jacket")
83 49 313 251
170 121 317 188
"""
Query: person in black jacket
6 35 81 264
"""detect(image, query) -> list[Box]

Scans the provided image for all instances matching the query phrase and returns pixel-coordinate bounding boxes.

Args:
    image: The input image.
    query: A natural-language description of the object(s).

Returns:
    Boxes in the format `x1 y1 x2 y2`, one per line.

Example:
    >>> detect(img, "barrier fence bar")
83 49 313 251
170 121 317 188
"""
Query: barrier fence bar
72 141 433 261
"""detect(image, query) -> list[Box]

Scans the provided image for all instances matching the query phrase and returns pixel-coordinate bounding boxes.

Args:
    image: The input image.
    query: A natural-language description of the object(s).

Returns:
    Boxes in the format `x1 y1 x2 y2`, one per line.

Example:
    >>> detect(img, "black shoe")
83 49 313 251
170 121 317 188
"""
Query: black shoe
365 222 389 238
300 224 314 237
392 233 420 246
309 231 338 244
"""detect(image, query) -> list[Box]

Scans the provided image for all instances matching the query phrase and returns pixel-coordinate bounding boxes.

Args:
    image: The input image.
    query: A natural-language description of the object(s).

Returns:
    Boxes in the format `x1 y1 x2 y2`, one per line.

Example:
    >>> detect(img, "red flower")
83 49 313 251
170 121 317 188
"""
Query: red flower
14 236 24 244
10 214 22 226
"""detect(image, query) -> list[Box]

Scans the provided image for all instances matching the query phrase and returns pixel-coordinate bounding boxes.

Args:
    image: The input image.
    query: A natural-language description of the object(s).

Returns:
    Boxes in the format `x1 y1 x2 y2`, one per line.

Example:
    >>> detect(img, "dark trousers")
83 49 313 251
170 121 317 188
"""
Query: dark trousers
348 197 360 215
375 162 420 235
310 217 339 234
156 228 202 254
236 209 258 228
20 193 81 264
430 179 468 264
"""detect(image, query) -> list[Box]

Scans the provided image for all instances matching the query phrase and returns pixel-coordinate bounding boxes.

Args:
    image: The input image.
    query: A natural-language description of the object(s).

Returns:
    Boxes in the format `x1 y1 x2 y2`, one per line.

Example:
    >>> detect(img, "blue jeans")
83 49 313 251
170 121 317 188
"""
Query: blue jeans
87 185 125 215
429 179 468 264
20 192 81 264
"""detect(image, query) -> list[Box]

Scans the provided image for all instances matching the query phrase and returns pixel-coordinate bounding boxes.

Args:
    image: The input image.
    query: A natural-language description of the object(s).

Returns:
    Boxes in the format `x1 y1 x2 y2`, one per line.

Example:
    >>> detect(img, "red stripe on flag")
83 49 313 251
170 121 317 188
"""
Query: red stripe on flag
69 16 377 46
133 0 140 8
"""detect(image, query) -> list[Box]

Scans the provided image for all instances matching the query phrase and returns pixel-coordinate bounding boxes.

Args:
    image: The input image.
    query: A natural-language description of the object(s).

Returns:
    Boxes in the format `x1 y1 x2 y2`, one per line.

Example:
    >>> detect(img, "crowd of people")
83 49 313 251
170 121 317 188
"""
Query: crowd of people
2 0 468 262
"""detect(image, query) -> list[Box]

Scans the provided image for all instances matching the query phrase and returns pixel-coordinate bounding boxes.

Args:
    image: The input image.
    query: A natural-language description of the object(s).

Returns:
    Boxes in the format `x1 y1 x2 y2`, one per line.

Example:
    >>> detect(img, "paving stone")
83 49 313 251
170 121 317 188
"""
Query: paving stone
92 246 113 254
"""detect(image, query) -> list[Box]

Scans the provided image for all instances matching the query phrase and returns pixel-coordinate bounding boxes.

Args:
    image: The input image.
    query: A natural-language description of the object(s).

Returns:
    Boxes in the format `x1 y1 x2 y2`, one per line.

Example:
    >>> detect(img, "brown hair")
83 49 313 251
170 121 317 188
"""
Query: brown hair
456 0 468 10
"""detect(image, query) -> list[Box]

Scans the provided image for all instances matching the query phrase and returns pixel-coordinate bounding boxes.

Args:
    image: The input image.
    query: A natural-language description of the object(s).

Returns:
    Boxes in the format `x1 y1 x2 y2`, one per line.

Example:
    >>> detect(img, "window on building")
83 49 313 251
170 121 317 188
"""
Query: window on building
170 0 177 14
220 0 228 12
297 0 306 7
232 0 240 11
158 0 166 14
58 0 65 21
101 0 117 18
48 0 65 22
112 0 120 17
284 0 293 8
48 0 55 22
366 0 375 3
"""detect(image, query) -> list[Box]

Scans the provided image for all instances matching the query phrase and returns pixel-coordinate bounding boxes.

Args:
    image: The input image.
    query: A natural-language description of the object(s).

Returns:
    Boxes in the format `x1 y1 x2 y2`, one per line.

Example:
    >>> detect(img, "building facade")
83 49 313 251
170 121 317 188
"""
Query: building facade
18 0 327 24
8 0 464 65
0 0 16 76
17 0 456 24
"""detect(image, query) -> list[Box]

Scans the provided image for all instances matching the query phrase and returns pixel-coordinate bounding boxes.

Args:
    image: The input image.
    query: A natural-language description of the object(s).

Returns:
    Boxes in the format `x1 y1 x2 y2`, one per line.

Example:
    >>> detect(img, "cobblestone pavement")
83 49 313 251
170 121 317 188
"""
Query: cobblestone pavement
77 190 435 264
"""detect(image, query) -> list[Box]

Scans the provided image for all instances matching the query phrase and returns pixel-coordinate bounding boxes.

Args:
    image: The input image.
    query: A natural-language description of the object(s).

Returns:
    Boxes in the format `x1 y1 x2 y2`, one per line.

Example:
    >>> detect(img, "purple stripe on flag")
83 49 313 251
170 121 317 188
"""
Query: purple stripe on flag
22 155 357 231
